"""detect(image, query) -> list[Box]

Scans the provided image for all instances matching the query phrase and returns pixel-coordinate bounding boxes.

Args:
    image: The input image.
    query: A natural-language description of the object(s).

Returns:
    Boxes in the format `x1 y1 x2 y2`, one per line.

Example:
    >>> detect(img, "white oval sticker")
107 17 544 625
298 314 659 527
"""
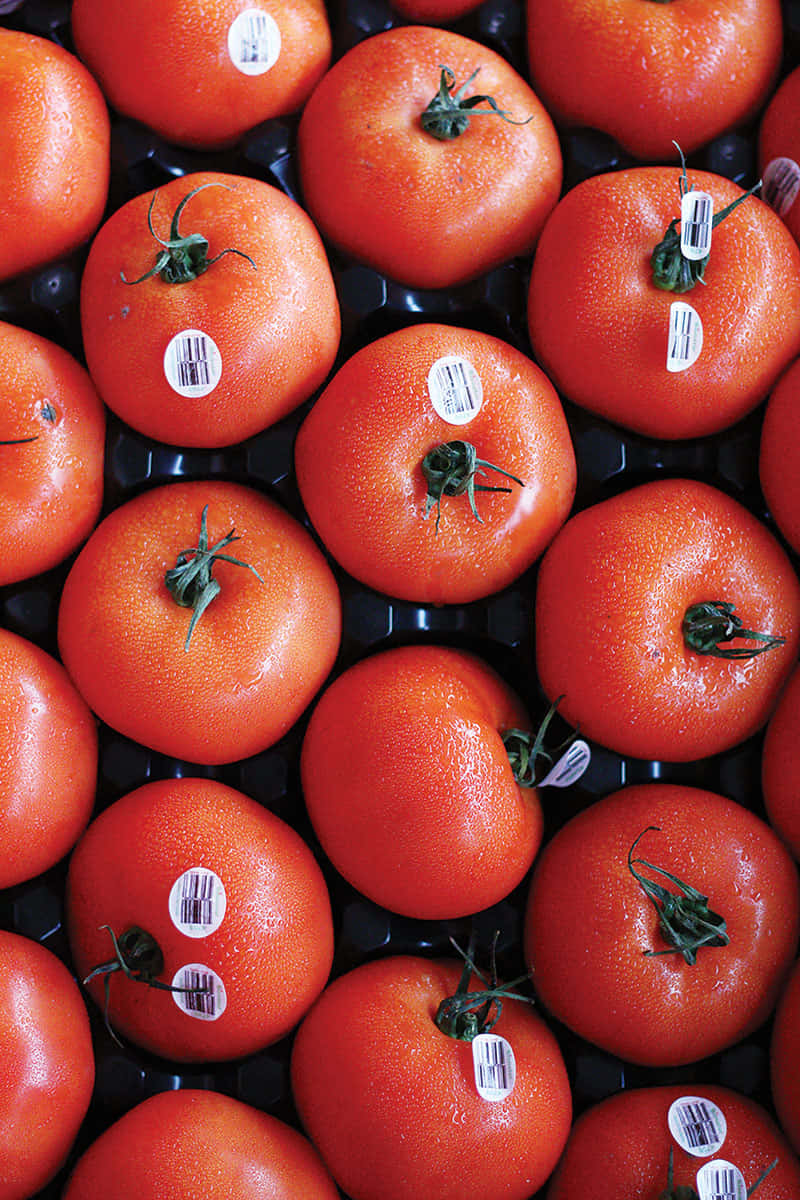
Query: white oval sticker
538 740 591 789
163 329 222 397
763 157 800 219
227 9 281 76
171 964 227 1021
667 302 703 373
168 867 227 938
696 1160 746 1200
472 1033 516 1101
668 1096 727 1157
427 355 483 426
680 189 713 261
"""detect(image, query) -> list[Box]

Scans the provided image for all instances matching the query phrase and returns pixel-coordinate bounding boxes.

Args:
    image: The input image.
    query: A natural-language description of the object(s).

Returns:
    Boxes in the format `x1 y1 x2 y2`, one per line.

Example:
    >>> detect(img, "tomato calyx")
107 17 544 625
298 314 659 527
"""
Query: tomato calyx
421 440 523 533
628 827 729 966
434 932 532 1042
683 600 786 660
502 696 577 787
164 503 265 651
120 182 257 285
658 1146 779 1200
420 66 532 141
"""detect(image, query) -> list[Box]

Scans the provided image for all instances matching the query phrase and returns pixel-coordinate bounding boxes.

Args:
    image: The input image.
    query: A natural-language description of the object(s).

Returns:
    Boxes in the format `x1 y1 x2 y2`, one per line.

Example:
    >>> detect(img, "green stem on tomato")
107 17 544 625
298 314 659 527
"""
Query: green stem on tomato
421 440 523 534
434 930 533 1042
420 66 532 141
658 1146 779 1200
502 696 577 788
683 600 785 660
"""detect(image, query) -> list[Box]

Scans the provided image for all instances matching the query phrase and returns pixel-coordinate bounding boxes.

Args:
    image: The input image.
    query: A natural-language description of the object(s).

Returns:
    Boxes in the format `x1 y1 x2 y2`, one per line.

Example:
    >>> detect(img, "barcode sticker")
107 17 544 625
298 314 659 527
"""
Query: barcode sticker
427 355 484 426
667 302 703 372
168 867 226 938
668 1096 727 1157
762 157 800 218
538 740 591 789
227 9 281 75
171 964 227 1021
696 1160 746 1200
472 1033 516 1101
163 329 222 397
680 190 713 260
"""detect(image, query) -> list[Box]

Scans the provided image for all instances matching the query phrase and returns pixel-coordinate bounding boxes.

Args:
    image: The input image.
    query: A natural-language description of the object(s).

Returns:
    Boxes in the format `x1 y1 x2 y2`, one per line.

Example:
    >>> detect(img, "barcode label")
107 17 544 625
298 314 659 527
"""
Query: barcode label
668 1096 726 1157
680 190 713 260
168 867 226 938
427 355 484 426
171 964 227 1021
538 739 591 789
227 9 281 75
763 157 800 218
472 1033 516 1101
163 329 222 397
667 302 703 373
696 1160 746 1200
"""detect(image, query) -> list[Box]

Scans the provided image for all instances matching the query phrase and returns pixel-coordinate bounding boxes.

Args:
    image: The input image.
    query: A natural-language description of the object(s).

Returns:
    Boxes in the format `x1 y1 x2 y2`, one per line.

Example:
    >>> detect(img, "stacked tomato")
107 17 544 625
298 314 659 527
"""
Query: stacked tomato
3 1 800 1197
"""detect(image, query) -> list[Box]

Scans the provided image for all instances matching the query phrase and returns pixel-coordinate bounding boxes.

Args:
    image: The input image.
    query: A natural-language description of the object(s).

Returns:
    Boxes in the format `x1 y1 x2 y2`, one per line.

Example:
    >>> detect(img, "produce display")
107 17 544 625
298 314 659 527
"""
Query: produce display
2 0 800 1197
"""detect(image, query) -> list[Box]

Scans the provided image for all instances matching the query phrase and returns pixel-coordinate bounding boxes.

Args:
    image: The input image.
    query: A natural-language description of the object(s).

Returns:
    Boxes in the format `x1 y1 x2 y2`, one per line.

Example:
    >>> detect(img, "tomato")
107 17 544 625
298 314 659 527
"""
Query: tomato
0 29 109 283
771 957 800 1157
297 26 562 288
300 644 544 918
71 0 331 149
526 0 782 161
388 0 485 21
759 65 800 248
534 478 800 762
528 166 800 439
524 783 800 1067
760 357 800 556
763 664 800 861
67 776 334 1062
80 172 340 448
0 320 105 586
0 628 97 889
294 323 576 603
57 479 341 764
0 930 94 1200
546 1083 800 1200
62 1089 339 1198
291 953 572 1200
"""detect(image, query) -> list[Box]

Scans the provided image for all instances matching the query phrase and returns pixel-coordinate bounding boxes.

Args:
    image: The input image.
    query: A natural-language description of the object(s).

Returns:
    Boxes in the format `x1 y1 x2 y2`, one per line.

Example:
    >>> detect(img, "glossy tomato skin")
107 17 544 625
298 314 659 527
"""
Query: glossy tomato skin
294 323 576 603
527 0 782 161
759 65 800 247
291 955 572 1200
71 0 331 149
546 1083 800 1200
0 930 95 1200
301 645 542 918
771 958 800 1156
80 171 340 447
0 29 109 283
525 784 800 1067
760 357 800 555
535 478 800 762
67 777 334 1062
57 480 341 764
528 168 800 439
298 26 562 288
0 320 105 586
0 628 97 889
763 665 800 861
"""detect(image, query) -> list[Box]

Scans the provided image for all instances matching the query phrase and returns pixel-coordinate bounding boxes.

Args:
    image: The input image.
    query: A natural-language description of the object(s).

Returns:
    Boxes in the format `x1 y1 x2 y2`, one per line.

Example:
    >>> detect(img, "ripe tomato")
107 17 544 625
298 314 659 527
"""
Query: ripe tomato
524 783 800 1067
301 644 544 919
0 320 105 586
294 323 576 603
71 0 331 149
62 1089 340 1198
80 172 340 448
0 29 109 283
297 26 562 288
0 930 94 1200
291 953 572 1200
67 777 334 1062
528 167 800 439
526 0 782 161
760 357 800 556
534 478 800 762
0 628 97 889
547 1083 800 1200
763 664 800 861
759 65 800 247
57 480 341 764
771 957 800 1156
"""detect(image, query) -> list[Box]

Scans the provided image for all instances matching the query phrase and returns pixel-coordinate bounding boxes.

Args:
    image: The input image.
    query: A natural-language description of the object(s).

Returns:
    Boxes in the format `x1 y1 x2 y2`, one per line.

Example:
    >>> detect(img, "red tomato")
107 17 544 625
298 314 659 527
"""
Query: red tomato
534 478 800 761
0 628 97 889
294 323 576 603
291 953 572 1200
759 64 800 248
527 0 782 161
57 480 341 764
80 172 340 447
771 957 800 1156
71 0 331 149
0 930 94 1200
760 357 800 556
0 320 105 586
528 167 800 439
524 783 800 1067
67 777 334 1062
297 26 562 288
62 1089 339 1198
547 1083 800 1200
301 644 543 918
763 664 800 861
0 29 109 283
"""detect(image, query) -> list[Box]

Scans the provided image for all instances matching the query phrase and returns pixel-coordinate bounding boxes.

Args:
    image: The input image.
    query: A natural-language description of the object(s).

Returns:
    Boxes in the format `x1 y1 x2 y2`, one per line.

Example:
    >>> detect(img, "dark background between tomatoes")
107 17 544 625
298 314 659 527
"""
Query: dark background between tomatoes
2 0 800 1195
